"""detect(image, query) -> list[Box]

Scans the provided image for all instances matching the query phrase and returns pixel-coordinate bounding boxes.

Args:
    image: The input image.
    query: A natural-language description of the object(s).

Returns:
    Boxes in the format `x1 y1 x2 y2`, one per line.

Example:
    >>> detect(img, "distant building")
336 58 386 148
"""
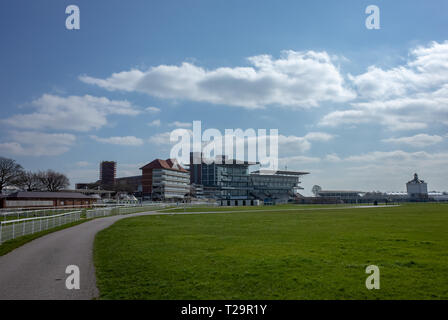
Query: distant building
140 159 190 201
0 191 96 209
200 155 257 200
115 175 142 195
317 190 365 203
189 152 202 185
190 183 205 199
406 173 428 200
100 161 116 187
250 170 309 204
188 152 308 202
428 192 448 202
75 181 101 190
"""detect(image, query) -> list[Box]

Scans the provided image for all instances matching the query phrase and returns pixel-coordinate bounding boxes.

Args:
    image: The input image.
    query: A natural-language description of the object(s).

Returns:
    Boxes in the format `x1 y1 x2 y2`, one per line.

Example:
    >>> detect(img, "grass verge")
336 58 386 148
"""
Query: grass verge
94 203 448 299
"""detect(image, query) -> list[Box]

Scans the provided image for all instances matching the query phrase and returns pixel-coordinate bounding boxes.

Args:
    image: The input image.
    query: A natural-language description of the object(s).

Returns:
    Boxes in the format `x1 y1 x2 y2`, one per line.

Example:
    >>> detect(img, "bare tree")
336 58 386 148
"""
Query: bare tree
37 170 70 192
16 171 43 191
0 157 24 193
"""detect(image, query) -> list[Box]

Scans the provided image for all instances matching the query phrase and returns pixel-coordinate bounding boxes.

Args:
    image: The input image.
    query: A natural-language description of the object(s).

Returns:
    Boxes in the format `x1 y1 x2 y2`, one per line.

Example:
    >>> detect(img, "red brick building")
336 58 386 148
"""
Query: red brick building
140 159 189 200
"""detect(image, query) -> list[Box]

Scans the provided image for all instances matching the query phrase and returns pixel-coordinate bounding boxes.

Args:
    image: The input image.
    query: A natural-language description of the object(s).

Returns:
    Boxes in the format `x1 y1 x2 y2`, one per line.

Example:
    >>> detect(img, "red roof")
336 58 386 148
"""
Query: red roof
140 159 188 173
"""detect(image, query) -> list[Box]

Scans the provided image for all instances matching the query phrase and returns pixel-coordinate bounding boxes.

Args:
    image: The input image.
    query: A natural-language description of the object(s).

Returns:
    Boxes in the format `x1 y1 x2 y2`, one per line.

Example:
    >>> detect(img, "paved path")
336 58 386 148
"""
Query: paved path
0 211 161 300
0 205 398 300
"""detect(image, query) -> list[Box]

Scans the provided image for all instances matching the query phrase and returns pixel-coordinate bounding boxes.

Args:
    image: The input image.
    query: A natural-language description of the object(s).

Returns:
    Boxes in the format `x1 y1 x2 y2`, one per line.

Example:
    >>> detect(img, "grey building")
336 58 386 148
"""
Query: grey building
188 153 308 202
250 170 309 204
406 173 428 200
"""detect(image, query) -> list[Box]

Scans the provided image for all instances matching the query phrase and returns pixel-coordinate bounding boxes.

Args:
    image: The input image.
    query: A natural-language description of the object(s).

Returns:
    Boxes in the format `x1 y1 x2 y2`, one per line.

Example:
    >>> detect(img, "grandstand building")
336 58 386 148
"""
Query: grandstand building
188 153 308 203
140 159 190 201
250 170 309 204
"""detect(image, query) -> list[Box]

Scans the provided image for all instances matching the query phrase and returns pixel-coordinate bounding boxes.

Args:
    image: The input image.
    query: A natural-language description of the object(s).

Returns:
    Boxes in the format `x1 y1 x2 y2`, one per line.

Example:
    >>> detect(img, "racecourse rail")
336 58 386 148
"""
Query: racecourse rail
0 202 198 244
0 210 82 244
0 202 373 245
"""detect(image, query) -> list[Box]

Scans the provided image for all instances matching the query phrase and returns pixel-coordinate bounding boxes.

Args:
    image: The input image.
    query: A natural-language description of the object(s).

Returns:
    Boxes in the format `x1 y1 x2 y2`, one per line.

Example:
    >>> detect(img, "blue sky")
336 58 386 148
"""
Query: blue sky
1 0 447 195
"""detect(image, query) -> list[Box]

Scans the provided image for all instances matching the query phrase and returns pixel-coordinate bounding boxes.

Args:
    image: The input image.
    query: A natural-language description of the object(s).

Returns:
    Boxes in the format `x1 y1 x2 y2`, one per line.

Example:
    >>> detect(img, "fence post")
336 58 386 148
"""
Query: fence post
12 222 15 240
32 219 35 234
0 222 2 244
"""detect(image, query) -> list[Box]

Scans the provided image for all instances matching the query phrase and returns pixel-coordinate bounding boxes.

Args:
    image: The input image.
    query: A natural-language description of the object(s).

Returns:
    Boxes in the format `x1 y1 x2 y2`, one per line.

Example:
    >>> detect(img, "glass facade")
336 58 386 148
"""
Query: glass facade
201 163 251 199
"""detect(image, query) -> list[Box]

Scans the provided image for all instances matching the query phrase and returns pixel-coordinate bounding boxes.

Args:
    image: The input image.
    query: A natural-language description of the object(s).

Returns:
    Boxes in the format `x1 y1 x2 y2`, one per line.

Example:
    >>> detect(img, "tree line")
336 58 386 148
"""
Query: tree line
0 157 69 193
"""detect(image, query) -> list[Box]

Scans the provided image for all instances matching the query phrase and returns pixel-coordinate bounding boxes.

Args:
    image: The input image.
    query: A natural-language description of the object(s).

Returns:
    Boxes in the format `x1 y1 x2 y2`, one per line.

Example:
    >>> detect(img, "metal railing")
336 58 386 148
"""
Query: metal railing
86 207 117 219
0 211 82 244
0 203 112 213
86 204 170 218
1 208 81 222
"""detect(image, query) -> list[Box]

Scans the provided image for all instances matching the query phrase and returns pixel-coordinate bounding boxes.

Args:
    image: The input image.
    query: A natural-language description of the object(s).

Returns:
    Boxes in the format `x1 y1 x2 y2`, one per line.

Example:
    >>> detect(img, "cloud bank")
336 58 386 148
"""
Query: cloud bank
80 50 355 109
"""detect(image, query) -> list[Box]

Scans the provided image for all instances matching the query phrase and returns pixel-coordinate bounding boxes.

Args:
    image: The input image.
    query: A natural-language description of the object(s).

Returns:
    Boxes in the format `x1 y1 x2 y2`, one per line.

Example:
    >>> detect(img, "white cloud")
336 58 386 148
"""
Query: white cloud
277 135 311 153
325 153 341 162
321 41 448 130
382 133 443 147
351 41 448 100
3 94 140 132
303 132 335 142
80 50 355 109
90 135 144 146
169 121 192 128
148 119 161 127
344 150 440 163
145 106 161 113
75 161 90 167
147 129 333 158
117 163 145 177
148 132 172 145
277 132 334 154
0 131 76 156
279 155 321 165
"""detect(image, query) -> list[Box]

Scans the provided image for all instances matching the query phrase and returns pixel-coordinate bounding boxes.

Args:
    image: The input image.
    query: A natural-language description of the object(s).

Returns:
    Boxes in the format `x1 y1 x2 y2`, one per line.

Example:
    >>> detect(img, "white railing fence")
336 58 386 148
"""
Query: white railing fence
0 211 81 244
1 208 79 222
86 207 116 219
86 204 170 218
0 202 219 244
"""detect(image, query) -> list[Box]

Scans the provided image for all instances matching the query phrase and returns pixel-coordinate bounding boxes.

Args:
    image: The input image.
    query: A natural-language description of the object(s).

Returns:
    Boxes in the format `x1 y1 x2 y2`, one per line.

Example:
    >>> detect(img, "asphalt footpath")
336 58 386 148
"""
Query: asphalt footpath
0 211 160 300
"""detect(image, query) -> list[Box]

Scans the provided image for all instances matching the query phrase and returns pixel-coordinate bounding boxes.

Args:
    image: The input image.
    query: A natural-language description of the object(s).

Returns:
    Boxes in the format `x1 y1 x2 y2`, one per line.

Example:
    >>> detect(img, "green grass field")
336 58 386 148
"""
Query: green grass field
94 203 448 299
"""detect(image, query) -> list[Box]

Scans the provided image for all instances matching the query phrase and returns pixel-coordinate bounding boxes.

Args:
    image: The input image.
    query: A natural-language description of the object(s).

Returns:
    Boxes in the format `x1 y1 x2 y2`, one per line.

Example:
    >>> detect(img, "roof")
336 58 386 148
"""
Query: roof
318 190 364 194
214 159 259 166
62 189 115 194
140 159 189 173
115 175 142 181
1 191 95 199
252 170 309 176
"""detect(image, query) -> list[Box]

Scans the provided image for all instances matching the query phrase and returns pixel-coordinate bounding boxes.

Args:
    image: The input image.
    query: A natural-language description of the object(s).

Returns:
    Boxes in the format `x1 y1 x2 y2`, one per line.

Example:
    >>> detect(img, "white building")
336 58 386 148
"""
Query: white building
151 167 190 200
406 173 428 199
